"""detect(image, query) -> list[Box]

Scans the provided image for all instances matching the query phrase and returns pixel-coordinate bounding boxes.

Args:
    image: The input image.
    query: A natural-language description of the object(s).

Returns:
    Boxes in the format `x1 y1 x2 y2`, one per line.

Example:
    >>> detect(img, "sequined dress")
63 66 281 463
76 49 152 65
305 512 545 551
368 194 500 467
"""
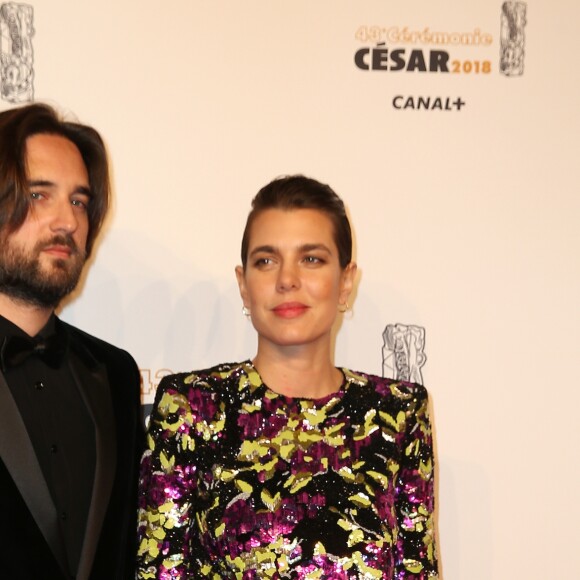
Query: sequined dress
137 361 438 579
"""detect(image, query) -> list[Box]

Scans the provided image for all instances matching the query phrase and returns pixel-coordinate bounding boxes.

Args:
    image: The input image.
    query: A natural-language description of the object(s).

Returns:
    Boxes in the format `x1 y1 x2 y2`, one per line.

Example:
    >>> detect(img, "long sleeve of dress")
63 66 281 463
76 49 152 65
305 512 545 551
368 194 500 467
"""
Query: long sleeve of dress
394 385 438 579
136 375 206 579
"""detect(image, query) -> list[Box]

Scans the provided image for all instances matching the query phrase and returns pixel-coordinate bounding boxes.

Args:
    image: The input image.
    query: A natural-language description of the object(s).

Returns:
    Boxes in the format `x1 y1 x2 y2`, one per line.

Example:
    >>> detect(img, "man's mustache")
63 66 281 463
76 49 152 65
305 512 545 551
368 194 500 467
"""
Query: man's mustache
38 235 83 257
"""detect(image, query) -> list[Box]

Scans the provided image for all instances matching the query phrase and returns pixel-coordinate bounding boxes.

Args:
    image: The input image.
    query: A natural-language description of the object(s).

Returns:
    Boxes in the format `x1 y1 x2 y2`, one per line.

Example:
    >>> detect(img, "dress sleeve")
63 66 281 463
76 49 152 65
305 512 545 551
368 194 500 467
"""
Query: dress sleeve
394 385 439 579
136 376 200 579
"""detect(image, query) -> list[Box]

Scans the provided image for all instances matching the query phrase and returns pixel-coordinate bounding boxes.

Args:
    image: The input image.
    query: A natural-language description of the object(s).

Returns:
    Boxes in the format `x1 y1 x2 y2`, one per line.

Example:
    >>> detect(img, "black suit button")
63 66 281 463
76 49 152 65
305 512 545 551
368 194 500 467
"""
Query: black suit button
50 444 58 453
60 511 67 520
34 381 45 390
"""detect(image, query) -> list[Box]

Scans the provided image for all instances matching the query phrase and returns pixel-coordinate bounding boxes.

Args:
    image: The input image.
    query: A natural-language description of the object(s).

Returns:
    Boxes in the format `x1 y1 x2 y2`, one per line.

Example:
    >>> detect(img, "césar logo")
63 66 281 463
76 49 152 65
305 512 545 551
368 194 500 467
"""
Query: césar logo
355 45 450 72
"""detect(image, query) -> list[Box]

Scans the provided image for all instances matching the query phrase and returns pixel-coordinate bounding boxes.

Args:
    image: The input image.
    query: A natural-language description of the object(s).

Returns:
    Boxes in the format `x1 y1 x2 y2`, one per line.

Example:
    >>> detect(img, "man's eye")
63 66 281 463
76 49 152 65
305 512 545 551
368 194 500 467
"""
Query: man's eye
72 198 89 210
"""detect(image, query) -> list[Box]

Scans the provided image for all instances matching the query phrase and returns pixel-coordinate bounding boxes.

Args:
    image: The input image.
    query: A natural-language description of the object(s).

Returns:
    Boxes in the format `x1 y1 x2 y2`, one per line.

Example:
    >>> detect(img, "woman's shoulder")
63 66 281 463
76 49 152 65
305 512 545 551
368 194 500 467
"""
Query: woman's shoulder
149 361 256 423
155 361 251 398
342 368 429 401
162 360 249 385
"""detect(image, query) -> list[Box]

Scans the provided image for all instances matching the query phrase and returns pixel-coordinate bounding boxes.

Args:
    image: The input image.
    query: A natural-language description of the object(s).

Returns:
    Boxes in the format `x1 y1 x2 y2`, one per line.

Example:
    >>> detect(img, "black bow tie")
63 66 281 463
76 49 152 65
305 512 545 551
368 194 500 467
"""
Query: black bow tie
0 333 67 371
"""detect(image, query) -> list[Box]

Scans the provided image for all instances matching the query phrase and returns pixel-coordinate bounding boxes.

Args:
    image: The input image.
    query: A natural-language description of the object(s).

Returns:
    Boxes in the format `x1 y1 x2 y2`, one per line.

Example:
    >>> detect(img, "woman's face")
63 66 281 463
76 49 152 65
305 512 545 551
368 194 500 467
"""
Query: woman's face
236 208 356 353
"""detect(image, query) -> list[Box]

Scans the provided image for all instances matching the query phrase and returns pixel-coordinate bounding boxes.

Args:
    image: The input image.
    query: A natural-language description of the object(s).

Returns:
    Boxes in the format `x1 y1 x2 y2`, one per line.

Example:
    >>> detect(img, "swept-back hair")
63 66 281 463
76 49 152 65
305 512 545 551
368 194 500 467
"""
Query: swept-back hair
241 175 352 269
0 103 110 255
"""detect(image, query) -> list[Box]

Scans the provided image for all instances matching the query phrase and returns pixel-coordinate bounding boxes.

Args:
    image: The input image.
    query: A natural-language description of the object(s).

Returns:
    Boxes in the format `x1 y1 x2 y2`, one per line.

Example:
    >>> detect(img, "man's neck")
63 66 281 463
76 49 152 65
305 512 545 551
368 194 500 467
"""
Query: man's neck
0 294 54 337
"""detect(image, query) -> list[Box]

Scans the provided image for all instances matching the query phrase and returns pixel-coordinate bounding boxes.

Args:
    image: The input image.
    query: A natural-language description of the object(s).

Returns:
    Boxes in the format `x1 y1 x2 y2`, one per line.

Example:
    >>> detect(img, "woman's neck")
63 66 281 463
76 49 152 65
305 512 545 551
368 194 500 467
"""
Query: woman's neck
252 343 343 399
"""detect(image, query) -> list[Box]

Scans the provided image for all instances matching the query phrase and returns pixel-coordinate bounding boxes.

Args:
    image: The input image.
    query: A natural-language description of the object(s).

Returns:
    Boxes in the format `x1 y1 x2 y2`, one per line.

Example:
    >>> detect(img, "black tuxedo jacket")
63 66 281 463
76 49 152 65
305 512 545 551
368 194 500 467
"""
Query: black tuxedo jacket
0 319 144 579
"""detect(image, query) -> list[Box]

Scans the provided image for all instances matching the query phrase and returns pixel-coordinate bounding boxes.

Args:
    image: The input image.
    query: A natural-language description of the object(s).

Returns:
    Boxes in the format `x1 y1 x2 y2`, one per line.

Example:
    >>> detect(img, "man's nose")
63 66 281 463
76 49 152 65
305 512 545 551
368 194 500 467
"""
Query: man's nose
49 199 78 233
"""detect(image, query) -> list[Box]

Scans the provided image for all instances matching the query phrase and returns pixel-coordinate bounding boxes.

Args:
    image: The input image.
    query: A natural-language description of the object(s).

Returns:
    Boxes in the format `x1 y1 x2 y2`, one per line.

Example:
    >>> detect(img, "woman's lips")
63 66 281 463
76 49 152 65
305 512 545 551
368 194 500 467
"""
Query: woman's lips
272 302 309 318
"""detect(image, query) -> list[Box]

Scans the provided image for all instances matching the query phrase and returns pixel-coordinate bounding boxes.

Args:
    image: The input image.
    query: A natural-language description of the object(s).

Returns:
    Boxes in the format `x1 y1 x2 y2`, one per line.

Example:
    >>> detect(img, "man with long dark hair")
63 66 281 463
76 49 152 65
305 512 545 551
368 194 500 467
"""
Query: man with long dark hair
0 104 143 579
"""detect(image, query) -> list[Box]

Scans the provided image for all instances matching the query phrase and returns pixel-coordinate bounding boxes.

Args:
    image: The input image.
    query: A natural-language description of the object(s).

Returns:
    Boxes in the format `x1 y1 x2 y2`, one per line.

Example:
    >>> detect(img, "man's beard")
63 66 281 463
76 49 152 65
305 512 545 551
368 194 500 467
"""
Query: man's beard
0 234 86 308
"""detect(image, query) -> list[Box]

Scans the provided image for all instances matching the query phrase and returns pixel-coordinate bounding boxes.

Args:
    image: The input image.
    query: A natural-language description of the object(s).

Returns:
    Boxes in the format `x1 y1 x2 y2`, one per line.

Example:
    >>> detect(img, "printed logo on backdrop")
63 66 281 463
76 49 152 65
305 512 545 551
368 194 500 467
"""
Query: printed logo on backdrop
382 323 426 384
141 367 173 417
500 2 527 76
354 1 527 111
0 2 34 103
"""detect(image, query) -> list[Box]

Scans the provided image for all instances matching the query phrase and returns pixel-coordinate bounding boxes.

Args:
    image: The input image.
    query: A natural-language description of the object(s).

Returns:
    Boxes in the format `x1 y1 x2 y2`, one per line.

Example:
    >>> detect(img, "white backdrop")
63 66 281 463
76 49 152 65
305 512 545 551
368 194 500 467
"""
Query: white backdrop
3 1 579 578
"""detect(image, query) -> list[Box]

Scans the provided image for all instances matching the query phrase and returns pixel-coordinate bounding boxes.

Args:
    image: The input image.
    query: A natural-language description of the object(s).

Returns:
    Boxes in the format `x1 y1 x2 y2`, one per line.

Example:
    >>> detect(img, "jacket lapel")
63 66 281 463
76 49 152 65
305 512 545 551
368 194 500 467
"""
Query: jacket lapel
67 339 116 580
0 370 69 574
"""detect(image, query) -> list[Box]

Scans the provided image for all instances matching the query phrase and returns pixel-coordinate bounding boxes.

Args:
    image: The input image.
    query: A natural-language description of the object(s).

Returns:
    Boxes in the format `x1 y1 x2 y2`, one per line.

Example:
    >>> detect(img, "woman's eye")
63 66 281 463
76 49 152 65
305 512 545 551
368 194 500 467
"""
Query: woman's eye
304 256 323 264
254 257 273 267
30 191 43 201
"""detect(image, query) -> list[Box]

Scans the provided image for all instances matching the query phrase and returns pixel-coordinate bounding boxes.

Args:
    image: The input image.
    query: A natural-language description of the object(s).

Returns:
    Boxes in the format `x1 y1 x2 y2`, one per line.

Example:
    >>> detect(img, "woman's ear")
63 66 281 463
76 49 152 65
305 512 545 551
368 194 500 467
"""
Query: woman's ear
235 265 249 307
339 262 357 305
